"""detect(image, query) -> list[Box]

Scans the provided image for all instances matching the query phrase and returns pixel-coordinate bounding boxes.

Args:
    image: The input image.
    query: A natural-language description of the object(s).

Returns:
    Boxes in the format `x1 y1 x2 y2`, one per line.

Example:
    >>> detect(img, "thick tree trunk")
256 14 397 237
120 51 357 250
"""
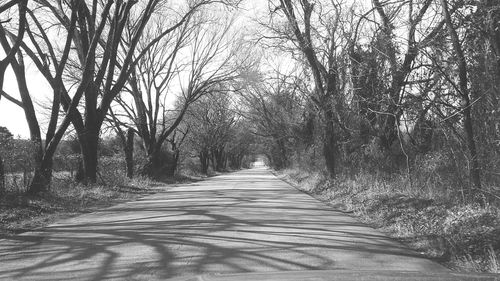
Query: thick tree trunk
125 129 134 178
77 126 99 185
140 150 161 178
140 146 177 178
27 140 56 195
28 157 53 195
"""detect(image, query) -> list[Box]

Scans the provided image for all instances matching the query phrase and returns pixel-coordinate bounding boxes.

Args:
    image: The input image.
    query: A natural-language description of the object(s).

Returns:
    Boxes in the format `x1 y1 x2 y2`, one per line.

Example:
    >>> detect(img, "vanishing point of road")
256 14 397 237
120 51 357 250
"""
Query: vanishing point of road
1 167 495 280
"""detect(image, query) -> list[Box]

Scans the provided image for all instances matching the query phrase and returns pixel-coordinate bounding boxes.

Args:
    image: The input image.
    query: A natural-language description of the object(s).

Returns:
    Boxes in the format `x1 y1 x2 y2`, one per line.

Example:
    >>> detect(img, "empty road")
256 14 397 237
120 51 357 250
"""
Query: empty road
0 168 453 280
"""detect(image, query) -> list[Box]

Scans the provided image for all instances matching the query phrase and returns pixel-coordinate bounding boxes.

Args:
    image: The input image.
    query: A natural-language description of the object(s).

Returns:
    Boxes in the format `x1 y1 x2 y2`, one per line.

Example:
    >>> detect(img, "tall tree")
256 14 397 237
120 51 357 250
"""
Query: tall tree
441 0 481 189
0 0 27 194
267 0 341 177
1 0 112 193
12 0 224 187
117 10 245 178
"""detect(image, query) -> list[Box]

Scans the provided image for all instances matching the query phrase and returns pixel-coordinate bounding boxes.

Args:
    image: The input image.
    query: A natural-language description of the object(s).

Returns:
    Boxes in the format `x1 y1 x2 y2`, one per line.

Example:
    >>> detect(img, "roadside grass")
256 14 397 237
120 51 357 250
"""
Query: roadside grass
277 168 500 273
0 171 201 238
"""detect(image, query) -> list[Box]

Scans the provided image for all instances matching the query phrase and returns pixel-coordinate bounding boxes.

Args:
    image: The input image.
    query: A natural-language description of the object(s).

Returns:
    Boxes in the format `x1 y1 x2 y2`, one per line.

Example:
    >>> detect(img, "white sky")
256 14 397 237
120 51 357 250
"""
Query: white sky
0 62 51 138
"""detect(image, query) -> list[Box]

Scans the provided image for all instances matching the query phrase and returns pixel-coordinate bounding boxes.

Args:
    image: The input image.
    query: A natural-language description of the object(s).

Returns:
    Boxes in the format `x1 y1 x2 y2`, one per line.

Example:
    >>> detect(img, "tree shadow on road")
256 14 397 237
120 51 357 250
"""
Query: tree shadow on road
0 171 443 280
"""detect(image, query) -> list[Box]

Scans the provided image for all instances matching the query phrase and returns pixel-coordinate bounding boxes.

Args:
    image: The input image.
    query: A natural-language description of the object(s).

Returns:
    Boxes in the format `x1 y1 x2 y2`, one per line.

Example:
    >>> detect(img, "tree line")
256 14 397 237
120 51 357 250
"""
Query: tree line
242 0 499 201
0 0 254 195
1 0 499 202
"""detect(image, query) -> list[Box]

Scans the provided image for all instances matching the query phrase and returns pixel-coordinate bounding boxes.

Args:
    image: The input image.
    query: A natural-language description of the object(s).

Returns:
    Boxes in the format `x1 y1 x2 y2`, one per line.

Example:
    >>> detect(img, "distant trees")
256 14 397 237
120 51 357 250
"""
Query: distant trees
240 65 309 169
112 6 245 178
185 92 235 173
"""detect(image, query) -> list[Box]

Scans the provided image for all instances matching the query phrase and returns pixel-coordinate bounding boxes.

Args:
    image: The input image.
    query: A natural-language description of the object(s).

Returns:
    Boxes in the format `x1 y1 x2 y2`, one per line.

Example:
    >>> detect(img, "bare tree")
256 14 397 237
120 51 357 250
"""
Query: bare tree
0 0 26 90
11 0 225 187
265 0 343 177
0 0 27 193
239 64 308 169
185 92 237 173
441 0 481 190
117 10 245 178
1 0 107 193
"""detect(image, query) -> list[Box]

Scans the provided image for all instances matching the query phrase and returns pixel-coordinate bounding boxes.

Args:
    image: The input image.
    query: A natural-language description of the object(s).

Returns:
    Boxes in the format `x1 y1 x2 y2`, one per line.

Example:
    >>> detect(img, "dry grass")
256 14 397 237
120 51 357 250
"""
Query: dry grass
0 173 170 237
278 168 500 273
0 153 222 238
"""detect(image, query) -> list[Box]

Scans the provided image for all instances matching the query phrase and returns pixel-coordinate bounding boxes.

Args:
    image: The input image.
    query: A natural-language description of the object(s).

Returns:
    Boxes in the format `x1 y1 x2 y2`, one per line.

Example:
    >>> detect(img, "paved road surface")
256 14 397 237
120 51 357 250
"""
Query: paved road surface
0 168 451 280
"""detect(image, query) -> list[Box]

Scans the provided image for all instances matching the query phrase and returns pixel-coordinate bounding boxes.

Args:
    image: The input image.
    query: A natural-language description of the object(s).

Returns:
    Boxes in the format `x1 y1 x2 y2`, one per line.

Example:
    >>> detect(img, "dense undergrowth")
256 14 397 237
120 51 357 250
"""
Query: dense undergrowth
278 168 500 273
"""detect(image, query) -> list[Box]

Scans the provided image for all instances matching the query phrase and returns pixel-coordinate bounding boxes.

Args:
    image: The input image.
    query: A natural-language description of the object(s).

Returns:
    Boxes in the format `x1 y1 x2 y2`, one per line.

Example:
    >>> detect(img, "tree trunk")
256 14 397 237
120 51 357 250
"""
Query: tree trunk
140 146 177 178
276 139 288 169
323 109 337 178
200 149 209 174
380 113 397 151
140 149 161 178
125 129 134 178
463 105 481 189
171 150 179 176
213 148 225 172
0 154 5 194
210 151 217 171
28 157 53 195
442 0 481 190
77 126 99 185
164 150 178 178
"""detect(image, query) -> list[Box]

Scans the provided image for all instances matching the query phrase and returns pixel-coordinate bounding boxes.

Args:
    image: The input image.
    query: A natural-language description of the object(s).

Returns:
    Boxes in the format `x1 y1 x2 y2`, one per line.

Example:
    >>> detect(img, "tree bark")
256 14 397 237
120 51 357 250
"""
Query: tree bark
170 149 180 176
164 150 178 177
323 109 337 178
125 129 134 178
77 126 99 185
200 149 210 174
140 148 161 178
140 145 177 178
275 139 288 169
28 156 53 195
0 154 5 194
212 147 226 172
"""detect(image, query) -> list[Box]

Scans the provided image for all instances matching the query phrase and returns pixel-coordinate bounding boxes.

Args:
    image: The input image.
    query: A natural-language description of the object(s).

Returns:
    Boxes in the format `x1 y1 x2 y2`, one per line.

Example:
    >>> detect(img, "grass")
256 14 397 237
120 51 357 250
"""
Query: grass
0 171 200 238
277 168 500 274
